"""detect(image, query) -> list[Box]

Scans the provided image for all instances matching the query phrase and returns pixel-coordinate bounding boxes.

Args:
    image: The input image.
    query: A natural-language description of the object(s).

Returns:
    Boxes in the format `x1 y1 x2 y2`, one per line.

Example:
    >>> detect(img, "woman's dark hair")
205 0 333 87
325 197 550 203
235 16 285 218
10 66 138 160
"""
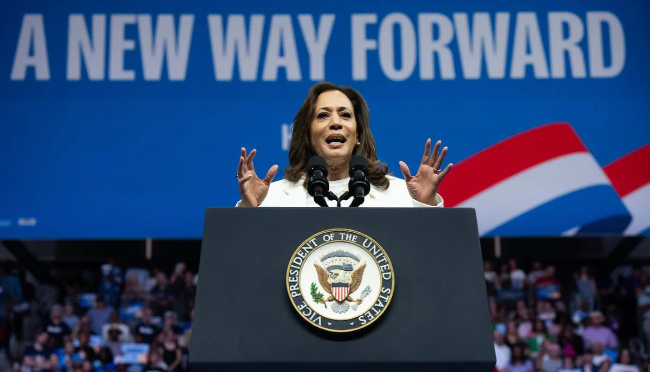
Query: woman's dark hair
284 82 390 189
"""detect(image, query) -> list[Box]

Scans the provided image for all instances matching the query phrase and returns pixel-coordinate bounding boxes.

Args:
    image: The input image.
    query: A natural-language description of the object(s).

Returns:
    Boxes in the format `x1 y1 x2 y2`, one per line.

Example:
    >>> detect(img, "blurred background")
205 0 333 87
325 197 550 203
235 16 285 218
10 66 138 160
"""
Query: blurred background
1 0 649 371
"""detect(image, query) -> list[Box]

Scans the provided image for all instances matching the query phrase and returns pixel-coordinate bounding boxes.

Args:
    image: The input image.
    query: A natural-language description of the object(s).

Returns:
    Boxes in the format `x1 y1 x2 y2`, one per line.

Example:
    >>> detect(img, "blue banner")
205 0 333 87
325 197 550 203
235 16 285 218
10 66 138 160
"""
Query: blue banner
1 0 648 238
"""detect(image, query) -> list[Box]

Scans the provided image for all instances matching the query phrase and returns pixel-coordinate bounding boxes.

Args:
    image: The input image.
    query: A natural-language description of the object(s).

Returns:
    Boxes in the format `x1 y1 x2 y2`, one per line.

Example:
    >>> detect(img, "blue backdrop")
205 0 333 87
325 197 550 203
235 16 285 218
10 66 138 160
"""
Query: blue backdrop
1 0 648 238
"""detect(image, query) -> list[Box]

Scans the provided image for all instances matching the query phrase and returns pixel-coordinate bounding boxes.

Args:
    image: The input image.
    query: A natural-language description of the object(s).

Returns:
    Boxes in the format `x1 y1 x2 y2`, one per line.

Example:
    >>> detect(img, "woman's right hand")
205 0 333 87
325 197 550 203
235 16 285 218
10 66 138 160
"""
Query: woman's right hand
237 147 278 207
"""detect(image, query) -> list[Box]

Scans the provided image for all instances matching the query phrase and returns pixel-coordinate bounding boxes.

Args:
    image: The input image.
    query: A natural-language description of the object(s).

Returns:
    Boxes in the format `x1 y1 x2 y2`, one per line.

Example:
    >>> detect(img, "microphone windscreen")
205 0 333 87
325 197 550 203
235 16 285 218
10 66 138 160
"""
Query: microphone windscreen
307 156 328 175
349 155 369 174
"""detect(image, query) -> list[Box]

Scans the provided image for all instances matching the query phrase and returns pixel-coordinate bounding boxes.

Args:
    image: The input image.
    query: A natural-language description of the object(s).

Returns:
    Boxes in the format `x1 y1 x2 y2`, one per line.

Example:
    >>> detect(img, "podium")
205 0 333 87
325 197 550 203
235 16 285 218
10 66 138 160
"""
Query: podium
189 207 495 372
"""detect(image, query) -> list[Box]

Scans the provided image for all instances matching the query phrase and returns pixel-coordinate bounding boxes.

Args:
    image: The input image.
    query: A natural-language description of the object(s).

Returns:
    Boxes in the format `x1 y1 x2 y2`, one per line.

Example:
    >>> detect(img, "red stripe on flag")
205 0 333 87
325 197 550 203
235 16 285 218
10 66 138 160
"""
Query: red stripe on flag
437 123 588 207
603 144 650 197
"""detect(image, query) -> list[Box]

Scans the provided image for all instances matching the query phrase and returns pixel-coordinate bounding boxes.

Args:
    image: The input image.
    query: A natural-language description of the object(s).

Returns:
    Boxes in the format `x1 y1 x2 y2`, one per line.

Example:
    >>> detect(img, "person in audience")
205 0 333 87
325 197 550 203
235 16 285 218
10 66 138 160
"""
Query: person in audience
505 320 524 349
99 270 121 309
595 270 616 311
509 259 527 290
494 330 511 372
74 331 97 362
622 267 643 300
601 359 612 372
485 261 497 283
534 356 548 372
538 300 557 322
559 356 580 372
59 339 82 372
506 344 533 372
516 305 534 340
44 304 72 349
636 282 650 351
72 315 96 339
581 350 598 372
104 325 124 357
22 331 58 372
170 262 186 290
536 266 566 312
573 300 592 326
591 342 610 367
150 272 173 316
542 343 563 372
97 346 117 371
160 330 183 372
558 324 584 358
143 350 167 372
174 270 196 322
528 262 545 285
121 272 148 308
609 349 639 372
63 303 79 331
575 266 598 312
527 319 553 357
86 296 114 336
102 258 123 284
582 312 618 349
102 310 130 343
162 311 182 335
135 307 160 345
81 359 93 372
145 267 162 293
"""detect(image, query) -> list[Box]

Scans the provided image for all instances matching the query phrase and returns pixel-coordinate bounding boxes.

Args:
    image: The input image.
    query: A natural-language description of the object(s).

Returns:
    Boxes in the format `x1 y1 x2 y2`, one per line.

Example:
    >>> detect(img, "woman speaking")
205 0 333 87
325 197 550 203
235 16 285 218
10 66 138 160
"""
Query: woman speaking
235 82 453 208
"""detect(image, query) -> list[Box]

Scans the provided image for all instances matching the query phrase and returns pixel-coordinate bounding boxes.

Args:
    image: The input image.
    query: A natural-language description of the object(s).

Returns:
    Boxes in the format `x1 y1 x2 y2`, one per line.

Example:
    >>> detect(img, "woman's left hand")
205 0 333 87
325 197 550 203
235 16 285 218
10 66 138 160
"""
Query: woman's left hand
399 139 453 206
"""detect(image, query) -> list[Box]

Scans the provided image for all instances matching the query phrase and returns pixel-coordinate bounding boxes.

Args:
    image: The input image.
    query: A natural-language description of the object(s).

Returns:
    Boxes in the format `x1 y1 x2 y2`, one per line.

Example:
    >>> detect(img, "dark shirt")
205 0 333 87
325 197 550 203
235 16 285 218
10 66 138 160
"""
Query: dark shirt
135 322 160 344
24 345 56 372
45 321 71 349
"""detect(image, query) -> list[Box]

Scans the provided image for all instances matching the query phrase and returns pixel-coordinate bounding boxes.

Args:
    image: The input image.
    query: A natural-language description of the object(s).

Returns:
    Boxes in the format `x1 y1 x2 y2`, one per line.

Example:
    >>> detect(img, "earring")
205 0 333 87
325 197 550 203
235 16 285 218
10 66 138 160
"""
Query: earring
357 141 361 145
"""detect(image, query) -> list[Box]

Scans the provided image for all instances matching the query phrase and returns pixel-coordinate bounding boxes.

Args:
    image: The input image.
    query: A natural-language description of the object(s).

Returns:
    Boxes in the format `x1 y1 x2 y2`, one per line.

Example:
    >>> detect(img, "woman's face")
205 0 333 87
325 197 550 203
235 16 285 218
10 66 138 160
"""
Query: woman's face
621 349 631 364
309 90 358 166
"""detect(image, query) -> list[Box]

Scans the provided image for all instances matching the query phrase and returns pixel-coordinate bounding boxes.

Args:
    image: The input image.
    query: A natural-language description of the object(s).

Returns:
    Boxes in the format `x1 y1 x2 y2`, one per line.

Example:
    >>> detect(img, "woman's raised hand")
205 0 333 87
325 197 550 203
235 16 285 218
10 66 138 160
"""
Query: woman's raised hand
399 139 453 206
237 148 278 207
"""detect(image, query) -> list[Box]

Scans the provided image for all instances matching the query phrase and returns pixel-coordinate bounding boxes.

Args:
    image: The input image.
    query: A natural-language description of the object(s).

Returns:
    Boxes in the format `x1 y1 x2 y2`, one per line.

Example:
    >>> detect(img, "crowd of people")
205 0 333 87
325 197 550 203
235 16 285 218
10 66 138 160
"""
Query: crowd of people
488 260 649 372
0 260 196 372
1 257 649 372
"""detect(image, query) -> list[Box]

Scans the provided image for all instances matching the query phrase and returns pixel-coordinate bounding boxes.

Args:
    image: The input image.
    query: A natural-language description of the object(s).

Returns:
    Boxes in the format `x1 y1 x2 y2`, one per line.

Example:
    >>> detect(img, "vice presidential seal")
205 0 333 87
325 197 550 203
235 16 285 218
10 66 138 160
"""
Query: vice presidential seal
286 228 395 332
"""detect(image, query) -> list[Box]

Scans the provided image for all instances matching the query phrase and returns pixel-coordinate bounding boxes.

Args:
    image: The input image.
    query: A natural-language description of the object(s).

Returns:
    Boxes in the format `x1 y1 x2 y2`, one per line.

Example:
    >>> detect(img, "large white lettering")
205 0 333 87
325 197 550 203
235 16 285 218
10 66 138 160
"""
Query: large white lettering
67 14 106 80
351 14 377 81
587 12 626 78
137 14 194 81
109 14 137 80
11 14 50 80
262 15 301 81
454 12 510 79
298 14 335 81
10 11 627 83
379 13 416 81
208 14 265 81
510 12 549 79
418 14 456 80
548 12 587 78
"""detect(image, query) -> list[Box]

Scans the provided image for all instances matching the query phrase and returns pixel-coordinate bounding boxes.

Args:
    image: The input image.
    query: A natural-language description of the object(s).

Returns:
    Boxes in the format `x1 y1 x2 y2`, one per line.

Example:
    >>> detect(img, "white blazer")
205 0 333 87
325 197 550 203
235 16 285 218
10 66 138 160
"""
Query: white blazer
237 175 444 208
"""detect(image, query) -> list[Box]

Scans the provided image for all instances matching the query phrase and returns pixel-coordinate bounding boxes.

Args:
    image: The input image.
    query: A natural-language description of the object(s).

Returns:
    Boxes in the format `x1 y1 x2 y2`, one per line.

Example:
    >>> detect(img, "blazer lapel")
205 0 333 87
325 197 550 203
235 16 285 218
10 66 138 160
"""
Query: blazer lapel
281 180 309 206
362 185 385 207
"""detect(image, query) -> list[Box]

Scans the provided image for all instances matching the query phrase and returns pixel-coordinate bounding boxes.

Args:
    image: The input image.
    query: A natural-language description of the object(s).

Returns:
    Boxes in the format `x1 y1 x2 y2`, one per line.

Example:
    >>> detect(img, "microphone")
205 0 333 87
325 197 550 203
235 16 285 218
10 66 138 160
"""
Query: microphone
306 156 337 207
341 155 370 207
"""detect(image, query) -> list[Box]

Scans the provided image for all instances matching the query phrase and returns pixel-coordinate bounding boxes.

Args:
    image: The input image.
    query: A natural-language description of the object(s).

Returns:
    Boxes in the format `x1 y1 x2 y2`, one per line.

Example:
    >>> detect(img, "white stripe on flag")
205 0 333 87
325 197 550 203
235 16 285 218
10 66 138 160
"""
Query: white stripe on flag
622 183 650 235
457 153 611 235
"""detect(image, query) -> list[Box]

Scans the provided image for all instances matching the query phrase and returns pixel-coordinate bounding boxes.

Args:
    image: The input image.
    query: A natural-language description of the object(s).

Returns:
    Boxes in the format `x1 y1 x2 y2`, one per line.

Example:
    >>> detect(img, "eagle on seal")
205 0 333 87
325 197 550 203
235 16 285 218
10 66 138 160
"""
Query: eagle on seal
314 250 367 312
